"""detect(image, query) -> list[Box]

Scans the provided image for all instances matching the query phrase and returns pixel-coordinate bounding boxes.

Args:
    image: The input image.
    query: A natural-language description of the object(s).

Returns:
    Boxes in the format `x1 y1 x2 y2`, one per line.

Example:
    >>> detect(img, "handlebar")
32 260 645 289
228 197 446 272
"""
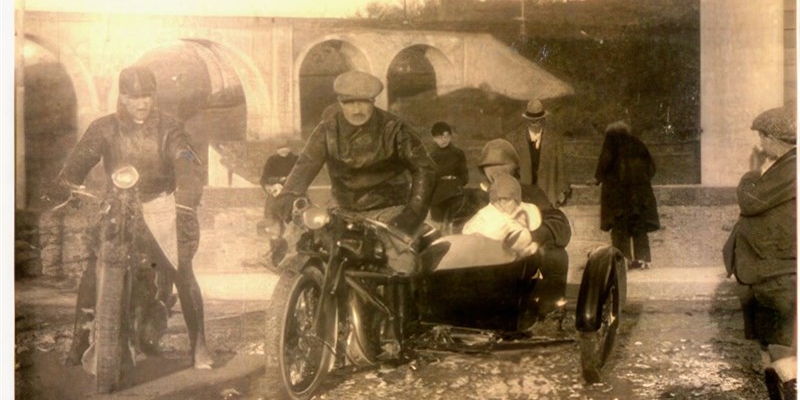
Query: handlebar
290 196 415 245
51 186 99 212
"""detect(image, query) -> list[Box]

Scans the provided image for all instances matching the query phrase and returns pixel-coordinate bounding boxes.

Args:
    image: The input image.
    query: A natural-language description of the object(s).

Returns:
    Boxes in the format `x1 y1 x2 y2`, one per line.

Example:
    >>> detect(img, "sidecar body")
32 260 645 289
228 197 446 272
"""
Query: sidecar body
417 234 568 333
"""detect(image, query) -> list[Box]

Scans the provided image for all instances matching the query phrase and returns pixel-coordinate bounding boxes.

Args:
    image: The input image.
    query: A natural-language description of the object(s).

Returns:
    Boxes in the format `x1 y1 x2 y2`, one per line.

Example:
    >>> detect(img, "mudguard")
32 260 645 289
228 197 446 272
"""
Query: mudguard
575 246 625 332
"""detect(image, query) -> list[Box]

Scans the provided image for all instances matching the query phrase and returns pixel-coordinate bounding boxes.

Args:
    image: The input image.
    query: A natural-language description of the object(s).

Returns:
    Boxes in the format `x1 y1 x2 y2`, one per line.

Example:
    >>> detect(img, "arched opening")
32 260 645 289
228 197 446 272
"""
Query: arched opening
132 40 248 185
23 38 78 211
298 40 353 139
386 45 437 108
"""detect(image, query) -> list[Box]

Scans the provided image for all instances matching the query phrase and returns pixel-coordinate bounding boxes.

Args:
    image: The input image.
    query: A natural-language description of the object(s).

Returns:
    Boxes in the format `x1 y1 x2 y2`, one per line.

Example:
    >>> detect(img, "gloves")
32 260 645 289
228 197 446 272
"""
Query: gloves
271 192 298 223
389 207 423 238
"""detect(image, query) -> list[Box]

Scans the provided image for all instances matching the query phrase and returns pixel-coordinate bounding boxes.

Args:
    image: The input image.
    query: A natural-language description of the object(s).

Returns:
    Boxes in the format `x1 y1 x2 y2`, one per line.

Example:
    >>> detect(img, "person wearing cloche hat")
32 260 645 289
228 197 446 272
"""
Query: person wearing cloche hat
504 99 569 207
55 65 214 370
272 70 437 277
723 104 797 399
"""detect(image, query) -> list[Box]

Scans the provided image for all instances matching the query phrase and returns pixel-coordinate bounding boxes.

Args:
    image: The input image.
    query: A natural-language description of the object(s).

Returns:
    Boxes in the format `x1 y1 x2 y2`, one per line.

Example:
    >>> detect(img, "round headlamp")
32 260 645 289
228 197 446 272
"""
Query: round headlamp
302 207 330 230
111 166 140 189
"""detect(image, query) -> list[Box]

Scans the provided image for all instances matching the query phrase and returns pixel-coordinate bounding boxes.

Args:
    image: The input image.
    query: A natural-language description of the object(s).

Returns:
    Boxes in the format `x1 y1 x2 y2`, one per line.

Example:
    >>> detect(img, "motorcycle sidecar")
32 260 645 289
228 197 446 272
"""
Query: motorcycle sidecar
416 234 626 383
417 233 567 333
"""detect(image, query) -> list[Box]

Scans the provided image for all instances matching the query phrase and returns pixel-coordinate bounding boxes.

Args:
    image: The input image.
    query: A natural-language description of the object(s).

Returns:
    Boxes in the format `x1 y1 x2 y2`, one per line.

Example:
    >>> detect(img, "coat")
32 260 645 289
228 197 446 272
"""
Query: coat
56 105 205 267
57 107 203 209
725 148 797 285
430 144 469 205
260 153 298 188
594 129 660 233
505 124 568 206
282 107 438 232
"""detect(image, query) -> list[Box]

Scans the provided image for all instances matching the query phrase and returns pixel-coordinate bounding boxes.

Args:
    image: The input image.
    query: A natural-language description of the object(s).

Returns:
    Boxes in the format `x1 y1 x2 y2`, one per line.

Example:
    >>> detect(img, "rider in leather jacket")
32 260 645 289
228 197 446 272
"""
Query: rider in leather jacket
274 71 437 275
56 66 214 369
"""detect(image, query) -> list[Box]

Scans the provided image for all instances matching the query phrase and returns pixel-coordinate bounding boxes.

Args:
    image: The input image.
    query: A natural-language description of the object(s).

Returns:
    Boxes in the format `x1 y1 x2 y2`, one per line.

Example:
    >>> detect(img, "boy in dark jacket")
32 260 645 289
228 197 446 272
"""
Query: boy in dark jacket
428 122 469 231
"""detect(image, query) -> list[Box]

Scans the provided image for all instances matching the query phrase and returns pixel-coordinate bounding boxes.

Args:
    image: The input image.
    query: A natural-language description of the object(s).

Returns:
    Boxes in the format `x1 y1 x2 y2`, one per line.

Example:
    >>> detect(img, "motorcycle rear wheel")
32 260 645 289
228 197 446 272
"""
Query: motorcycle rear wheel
578 268 620 384
265 265 337 400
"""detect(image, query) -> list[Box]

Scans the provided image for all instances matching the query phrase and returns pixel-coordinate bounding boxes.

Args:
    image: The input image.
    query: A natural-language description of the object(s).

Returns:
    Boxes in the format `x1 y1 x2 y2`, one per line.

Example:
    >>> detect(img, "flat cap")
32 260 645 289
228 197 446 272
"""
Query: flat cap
119 66 157 96
334 71 383 101
751 106 797 142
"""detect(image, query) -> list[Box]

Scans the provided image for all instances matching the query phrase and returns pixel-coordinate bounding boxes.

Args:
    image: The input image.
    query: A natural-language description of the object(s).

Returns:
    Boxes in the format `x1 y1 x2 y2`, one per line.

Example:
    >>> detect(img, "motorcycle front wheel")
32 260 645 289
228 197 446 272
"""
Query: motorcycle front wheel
265 265 337 400
578 266 621 384
94 266 133 393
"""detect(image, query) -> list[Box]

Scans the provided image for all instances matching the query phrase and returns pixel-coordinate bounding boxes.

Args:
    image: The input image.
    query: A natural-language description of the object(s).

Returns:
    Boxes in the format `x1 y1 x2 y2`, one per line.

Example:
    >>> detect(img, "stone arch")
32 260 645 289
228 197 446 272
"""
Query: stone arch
25 34 101 138
108 39 270 187
294 37 371 137
386 43 456 107
112 39 269 139
21 35 99 210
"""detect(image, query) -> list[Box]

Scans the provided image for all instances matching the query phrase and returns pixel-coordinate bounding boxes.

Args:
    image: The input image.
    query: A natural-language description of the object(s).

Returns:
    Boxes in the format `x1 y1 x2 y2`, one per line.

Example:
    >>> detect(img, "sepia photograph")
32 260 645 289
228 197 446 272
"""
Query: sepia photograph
11 0 797 399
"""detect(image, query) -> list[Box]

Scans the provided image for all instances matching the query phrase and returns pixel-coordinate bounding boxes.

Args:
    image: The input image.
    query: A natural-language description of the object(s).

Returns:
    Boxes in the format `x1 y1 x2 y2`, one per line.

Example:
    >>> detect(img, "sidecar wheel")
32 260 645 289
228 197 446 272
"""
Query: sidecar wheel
265 265 336 400
578 268 620 384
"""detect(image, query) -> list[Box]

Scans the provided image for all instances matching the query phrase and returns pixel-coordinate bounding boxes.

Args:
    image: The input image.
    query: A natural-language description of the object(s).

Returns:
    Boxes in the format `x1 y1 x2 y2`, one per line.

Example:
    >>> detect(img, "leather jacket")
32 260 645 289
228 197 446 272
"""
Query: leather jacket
282 108 437 231
57 105 203 209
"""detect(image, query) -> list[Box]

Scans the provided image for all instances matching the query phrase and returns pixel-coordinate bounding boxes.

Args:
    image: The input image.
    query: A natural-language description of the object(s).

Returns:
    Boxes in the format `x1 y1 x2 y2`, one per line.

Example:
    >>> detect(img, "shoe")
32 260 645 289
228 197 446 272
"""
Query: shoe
65 329 90 366
628 260 641 270
766 367 797 400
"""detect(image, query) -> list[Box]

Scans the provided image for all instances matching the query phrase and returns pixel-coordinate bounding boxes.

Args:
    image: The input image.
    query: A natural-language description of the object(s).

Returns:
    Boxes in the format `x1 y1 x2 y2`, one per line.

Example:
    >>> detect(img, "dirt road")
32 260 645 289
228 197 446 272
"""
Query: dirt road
15 274 769 400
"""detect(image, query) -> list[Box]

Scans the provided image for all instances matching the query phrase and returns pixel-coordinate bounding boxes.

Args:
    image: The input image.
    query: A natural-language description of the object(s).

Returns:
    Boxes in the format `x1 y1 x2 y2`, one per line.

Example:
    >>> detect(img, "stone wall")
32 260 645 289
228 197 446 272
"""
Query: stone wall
27 185 743 282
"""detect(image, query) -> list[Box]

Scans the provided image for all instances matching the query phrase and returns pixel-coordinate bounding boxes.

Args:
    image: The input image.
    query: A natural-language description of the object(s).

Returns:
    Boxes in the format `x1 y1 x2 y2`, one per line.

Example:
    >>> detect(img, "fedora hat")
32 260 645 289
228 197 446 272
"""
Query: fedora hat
522 99 548 121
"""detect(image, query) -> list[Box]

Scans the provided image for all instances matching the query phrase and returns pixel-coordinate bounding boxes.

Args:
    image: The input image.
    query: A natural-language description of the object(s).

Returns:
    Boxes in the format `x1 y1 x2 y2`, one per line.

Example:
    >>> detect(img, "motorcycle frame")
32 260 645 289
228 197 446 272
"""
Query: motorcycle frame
299 210 412 365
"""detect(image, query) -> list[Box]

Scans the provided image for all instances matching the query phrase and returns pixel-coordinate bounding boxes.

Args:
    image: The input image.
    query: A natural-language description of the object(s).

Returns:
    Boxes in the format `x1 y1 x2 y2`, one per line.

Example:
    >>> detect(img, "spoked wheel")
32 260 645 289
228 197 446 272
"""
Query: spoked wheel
578 269 620 384
265 266 337 400
94 266 133 393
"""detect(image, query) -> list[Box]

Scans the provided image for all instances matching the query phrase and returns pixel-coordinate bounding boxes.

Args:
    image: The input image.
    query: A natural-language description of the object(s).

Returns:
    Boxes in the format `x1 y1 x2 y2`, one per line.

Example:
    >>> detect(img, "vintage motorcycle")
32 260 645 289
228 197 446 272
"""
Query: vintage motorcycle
264 198 626 400
56 165 173 393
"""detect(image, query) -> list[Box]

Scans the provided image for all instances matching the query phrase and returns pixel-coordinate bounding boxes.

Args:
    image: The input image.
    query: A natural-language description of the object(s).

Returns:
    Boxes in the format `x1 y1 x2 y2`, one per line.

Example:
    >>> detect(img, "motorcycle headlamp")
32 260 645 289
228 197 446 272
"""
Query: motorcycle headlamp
111 166 140 189
302 206 331 230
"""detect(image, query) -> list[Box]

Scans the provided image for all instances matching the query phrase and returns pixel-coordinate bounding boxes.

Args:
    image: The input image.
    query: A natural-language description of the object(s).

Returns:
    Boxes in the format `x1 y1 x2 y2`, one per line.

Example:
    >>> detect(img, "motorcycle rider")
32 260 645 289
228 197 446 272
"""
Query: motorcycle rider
272 70 438 276
55 66 214 369
472 138 572 326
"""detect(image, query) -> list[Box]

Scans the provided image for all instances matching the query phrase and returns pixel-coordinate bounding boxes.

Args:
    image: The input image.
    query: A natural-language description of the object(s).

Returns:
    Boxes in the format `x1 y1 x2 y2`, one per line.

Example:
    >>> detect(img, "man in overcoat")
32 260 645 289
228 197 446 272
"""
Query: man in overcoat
505 99 569 207
723 105 796 399
593 121 660 269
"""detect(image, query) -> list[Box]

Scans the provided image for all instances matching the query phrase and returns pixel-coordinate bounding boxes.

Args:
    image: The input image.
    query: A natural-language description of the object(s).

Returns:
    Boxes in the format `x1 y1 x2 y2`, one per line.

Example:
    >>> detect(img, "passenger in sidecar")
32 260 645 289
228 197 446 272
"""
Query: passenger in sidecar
415 138 571 332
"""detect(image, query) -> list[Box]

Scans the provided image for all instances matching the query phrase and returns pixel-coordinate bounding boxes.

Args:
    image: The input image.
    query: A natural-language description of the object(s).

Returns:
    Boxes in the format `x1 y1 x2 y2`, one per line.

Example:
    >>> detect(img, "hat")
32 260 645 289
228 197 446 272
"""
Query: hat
489 173 522 203
522 99 547 121
751 106 797 142
478 139 520 168
431 122 452 136
333 71 383 101
119 66 157 96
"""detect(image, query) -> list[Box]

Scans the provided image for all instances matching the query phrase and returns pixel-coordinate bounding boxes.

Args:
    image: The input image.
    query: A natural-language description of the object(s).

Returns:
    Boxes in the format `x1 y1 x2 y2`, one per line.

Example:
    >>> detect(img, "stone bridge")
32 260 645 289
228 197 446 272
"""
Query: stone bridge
19 12 573 207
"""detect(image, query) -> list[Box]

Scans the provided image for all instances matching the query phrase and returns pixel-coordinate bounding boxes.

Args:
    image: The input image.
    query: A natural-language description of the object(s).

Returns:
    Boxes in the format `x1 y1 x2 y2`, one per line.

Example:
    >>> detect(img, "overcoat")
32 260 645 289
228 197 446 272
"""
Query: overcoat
594 129 660 233
505 124 568 206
